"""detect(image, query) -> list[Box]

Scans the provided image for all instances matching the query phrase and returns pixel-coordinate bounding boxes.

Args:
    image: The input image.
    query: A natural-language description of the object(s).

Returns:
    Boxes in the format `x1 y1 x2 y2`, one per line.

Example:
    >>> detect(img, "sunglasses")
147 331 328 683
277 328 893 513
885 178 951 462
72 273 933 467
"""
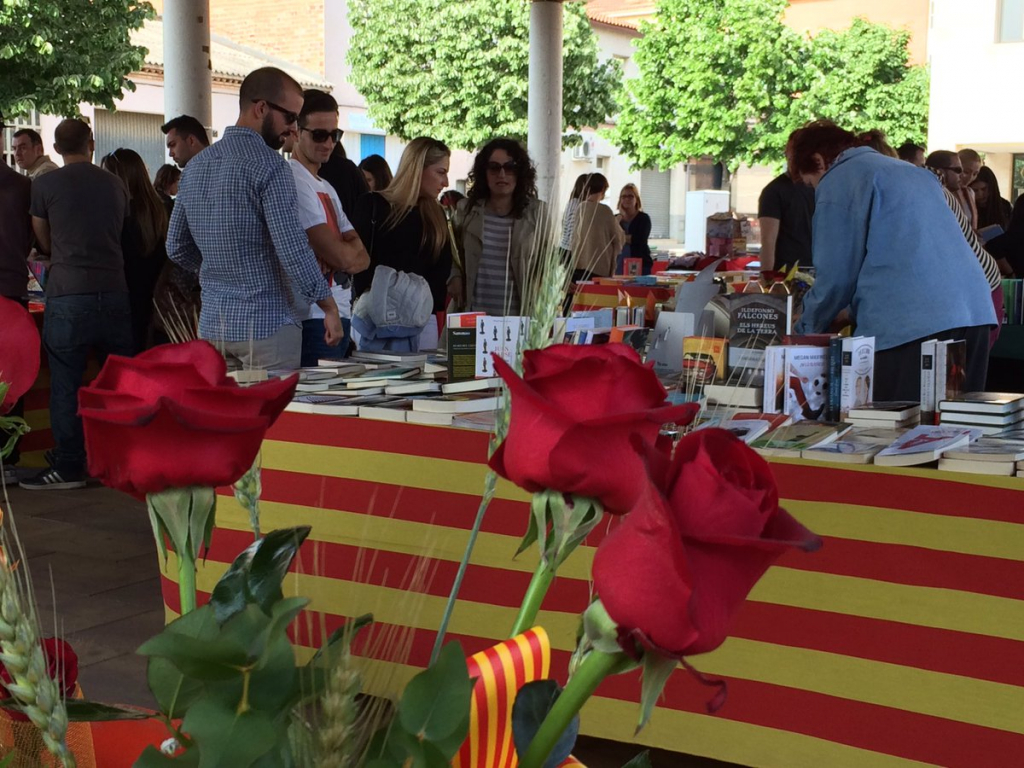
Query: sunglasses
302 127 343 144
253 99 298 125
487 161 517 174
945 166 964 173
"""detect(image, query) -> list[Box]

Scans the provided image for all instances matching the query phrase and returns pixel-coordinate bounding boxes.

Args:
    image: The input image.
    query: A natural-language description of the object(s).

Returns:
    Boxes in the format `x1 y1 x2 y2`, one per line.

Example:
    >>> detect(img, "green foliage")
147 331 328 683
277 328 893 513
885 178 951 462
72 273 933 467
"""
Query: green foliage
790 18 929 147
511 680 579 768
611 1 929 170
347 0 621 150
366 642 473 767
609 0 807 171
0 0 153 118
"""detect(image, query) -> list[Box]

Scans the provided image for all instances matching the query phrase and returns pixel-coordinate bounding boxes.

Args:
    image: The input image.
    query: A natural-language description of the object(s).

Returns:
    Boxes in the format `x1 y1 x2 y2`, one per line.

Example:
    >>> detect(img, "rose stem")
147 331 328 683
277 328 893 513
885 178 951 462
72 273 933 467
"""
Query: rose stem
518 649 633 768
508 559 557 638
178 547 197 615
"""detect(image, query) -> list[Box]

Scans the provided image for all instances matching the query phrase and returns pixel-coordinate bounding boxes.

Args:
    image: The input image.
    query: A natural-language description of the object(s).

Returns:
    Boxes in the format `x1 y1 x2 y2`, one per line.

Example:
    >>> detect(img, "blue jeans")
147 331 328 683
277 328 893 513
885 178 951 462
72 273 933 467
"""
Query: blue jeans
301 317 351 367
43 293 134 476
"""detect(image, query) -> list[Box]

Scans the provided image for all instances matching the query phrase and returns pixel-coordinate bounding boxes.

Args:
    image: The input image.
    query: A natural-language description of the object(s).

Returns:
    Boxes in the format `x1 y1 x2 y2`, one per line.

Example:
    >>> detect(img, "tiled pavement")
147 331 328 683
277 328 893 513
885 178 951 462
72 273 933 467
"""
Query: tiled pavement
0 482 733 768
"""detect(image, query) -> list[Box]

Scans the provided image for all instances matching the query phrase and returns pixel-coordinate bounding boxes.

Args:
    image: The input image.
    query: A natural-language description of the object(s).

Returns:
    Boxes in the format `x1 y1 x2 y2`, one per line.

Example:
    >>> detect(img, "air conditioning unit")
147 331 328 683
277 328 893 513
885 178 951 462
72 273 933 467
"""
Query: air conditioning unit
572 139 594 161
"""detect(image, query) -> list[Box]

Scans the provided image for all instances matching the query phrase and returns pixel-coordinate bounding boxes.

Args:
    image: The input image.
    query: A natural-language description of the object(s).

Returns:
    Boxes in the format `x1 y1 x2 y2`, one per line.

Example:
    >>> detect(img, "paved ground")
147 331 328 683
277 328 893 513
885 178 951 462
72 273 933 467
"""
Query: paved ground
0 481 733 768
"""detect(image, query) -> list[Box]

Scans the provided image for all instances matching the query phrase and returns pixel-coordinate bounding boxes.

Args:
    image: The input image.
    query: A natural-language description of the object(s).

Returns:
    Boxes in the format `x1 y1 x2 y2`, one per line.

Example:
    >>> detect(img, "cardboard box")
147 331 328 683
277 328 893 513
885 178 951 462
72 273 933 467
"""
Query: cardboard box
706 212 750 258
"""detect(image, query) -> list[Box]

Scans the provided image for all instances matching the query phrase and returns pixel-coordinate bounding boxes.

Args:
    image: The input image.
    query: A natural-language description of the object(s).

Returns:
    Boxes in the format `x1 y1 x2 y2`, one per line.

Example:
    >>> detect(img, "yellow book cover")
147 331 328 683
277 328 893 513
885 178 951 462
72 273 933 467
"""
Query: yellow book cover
682 336 728 384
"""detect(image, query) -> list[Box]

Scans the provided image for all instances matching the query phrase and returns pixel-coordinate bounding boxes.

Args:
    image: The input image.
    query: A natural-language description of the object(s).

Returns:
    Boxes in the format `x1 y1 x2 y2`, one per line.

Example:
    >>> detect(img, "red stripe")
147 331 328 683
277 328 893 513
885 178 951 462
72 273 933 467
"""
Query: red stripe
186 530 1024 687
19 428 53 451
269 412 491 464
23 390 48 410
772 462 1024 525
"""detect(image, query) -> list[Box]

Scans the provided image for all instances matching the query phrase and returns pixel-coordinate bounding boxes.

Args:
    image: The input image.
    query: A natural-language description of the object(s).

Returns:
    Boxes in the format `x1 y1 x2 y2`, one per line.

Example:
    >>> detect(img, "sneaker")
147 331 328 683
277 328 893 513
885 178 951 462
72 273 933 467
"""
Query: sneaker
1 466 17 485
19 468 87 491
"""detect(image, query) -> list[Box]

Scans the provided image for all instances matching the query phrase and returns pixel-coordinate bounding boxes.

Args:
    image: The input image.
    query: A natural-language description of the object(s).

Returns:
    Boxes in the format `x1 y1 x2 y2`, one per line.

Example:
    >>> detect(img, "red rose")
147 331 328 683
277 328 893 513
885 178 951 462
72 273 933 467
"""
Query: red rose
489 345 698 514
593 429 820 657
79 341 296 498
0 638 78 721
0 298 41 414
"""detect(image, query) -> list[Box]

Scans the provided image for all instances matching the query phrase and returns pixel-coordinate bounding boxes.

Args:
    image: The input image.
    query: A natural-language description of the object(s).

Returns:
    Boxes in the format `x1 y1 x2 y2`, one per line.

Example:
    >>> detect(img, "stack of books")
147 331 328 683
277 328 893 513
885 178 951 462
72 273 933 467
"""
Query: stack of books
938 392 1024 436
937 438 1024 476
846 402 921 429
800 426 906 465
749 421 852 458
919 339 967 424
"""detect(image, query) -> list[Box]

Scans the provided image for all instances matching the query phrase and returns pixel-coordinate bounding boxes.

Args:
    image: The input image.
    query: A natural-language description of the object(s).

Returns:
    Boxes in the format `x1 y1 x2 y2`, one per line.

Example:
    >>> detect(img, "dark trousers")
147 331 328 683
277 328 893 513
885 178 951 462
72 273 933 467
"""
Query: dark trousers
301 317 352 367
4 297 29 465
874 325 990 402
43 293 134 476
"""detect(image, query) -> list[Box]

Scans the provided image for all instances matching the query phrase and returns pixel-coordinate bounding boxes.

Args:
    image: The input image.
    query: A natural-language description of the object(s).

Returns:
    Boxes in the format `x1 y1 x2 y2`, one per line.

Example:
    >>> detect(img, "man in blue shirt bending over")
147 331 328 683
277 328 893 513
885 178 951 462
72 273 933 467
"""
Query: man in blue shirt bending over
167 67 342 370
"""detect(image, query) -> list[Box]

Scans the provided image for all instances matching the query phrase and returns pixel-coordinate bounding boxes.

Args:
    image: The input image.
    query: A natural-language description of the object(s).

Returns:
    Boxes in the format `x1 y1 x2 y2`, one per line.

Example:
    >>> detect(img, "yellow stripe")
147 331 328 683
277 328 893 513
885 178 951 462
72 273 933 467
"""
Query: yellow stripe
213 499 1024 644
492 641 517 768
162 555 1024 735
786 499 1024 562
475 645 500 768
769 456 1024 491
23 408 50 430
570 294 619 309
262 440 531 502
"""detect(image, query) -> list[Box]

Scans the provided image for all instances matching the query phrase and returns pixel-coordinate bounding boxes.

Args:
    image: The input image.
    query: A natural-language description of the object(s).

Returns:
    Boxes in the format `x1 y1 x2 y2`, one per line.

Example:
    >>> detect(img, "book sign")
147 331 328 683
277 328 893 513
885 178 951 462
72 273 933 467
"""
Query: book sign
475 316 531 377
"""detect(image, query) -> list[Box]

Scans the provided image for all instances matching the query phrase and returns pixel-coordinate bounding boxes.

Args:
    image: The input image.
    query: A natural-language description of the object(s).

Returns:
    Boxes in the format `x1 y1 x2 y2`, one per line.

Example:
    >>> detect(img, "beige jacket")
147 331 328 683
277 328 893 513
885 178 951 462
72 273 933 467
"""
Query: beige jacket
26 155 59 179
572 200 625 277
453 197 547 311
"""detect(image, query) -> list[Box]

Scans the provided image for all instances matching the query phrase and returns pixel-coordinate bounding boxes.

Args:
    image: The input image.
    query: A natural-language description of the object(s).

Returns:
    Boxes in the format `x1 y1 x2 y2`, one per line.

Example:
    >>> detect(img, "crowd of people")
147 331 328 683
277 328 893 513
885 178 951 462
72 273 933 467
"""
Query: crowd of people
2 64 1020 489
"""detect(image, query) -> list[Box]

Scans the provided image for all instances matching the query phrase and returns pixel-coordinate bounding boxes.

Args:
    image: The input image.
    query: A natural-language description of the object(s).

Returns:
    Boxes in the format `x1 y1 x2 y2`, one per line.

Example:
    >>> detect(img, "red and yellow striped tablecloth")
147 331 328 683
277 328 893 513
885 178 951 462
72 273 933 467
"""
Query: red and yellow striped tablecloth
158 414 1024 767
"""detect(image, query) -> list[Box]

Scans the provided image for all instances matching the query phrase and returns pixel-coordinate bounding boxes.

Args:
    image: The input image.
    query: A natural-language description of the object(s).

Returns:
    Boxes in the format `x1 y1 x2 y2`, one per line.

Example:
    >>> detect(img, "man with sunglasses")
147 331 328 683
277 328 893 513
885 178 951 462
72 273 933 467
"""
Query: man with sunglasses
288 89 370 364
168 67 343 371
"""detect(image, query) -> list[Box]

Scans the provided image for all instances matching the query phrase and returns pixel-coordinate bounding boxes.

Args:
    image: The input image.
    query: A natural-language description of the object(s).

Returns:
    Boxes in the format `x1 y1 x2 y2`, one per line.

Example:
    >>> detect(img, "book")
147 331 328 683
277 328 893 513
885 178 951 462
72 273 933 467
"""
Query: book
942 438 1024 462
801 437 885 464
452 411 498 432
709 293 789 376
342 366 423 388
442 377 502 394
448 326 477 383
938 392 1024 415
934 340 967 412
714 418 777 444
384 381 443 396
762 345 786 414
703 383 764 408
940 410 1024 427
919 339 938 425
228 369 269 384
783 345 829 421
937 458 1016 476
848 402 921 423
750 422 852 457
285 393 398 416
405 410 455 426
874 426 976 467
609 325 652 355
476 316 530 377
827 336 843 421
846 417 919 429
411 393 502 414
681 336 728 387
358 400 417 422
351 350 430 364
838 336 874 420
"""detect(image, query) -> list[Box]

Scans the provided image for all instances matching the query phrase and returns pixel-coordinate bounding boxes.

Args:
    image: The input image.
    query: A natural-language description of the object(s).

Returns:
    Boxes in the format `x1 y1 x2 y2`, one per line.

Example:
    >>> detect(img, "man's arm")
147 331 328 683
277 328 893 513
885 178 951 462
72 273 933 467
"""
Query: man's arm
31 217 51 255
261 164 331 305
305 224 370 274
758 217 780 271
166 192 203 273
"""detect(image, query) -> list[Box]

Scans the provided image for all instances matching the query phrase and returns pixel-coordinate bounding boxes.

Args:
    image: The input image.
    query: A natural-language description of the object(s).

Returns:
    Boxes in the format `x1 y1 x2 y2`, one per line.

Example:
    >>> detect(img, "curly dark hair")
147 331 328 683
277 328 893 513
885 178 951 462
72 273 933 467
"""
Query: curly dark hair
465 138 538 218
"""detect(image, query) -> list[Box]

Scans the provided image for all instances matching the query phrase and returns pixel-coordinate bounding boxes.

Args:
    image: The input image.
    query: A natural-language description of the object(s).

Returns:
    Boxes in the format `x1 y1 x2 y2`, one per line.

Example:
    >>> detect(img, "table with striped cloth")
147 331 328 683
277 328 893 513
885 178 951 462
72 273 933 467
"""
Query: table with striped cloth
157 415 1024 767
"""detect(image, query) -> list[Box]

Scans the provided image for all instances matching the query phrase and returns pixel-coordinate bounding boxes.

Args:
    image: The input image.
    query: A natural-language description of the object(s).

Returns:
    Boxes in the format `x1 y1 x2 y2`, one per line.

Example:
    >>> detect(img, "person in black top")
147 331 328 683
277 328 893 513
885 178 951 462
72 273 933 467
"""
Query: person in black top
758 141 815 271
971 166 1013 232
351 137 453 314
614 183 652 275
320 142 370 219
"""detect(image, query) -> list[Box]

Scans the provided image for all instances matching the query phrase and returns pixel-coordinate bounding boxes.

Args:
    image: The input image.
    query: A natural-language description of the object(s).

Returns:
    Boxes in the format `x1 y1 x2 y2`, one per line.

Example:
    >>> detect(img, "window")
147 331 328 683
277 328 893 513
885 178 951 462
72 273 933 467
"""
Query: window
998 0 1024 42
2 110 42 170
596 155 609 171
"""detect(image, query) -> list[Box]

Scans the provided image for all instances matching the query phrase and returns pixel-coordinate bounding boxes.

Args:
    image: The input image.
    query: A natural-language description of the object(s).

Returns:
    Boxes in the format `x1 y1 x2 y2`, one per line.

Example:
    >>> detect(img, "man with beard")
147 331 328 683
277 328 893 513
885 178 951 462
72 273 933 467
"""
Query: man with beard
167 67 342 370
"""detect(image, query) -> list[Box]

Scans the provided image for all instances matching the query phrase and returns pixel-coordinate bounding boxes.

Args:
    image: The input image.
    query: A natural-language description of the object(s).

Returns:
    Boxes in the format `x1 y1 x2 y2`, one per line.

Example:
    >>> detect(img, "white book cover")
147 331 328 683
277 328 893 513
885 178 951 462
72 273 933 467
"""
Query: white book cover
783 346 829 422
475 316 530 378
875 425 978 466
839 336 874 420
919 339 938 425
933 341 949 425
762 346 786 414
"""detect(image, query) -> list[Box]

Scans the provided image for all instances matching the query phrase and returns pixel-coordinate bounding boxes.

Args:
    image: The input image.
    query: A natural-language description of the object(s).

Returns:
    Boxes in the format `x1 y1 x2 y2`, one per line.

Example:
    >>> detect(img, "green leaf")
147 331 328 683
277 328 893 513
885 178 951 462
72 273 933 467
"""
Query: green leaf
63 699 154 721
138 605 248 680
147 656 203 719
511 680 579 768
187 486 216 560
308 613 373 665
397 641 473 744
181 699 280 767
147 488 192 556
622 750 654 768
637 653 678 734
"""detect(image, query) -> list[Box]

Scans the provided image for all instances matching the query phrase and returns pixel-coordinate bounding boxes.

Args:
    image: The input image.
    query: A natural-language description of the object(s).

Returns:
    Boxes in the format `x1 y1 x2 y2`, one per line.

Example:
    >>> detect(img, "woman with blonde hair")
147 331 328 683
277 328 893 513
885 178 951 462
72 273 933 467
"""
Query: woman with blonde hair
615 183 652 275
352 137 454 341
100 148 168 351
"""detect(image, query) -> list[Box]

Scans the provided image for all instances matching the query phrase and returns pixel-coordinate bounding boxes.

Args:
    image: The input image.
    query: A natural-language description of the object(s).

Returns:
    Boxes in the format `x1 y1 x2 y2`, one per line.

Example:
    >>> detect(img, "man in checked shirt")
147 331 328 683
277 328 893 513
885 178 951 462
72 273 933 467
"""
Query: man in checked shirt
167 67 343 370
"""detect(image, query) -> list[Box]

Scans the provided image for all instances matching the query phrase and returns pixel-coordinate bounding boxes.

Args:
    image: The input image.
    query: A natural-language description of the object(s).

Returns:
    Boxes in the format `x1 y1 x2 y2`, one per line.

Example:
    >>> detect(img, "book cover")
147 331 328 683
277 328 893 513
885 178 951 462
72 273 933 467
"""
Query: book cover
839 336 874 420
801 438 885 464
703 383 764 408
475 316 530 378
623 257 643 277
827 336 843 422
750 422 850 455
783 345 829 421
710 293 788 373
447 327 477 382
681 336 728 387
919 339 938 425
940 340 967 403
874 425 976 466
762 345 786 414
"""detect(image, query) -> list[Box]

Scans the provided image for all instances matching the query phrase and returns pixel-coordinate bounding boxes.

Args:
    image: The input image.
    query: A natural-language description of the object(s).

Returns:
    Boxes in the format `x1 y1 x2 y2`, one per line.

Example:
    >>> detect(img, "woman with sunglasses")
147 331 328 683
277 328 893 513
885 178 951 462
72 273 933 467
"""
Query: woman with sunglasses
615 183 652 275
352 137 453 348
449 138 544 315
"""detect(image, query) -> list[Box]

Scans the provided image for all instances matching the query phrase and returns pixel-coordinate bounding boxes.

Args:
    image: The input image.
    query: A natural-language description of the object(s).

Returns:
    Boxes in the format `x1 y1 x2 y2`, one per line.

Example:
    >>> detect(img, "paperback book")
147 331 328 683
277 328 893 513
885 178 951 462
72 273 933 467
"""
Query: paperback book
874 425 977 467
783 345 829 421
838 336 875 420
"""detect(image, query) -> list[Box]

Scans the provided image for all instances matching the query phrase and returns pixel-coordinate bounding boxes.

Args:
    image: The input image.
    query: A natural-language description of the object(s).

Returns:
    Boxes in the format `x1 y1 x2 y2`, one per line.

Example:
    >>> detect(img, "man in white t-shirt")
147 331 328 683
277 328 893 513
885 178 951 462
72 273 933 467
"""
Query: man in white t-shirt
289 89 370 364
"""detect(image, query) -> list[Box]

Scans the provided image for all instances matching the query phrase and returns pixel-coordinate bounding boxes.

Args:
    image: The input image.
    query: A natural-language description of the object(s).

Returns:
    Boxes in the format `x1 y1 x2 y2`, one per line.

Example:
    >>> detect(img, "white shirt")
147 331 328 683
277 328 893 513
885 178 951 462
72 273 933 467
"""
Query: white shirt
289 159 354 319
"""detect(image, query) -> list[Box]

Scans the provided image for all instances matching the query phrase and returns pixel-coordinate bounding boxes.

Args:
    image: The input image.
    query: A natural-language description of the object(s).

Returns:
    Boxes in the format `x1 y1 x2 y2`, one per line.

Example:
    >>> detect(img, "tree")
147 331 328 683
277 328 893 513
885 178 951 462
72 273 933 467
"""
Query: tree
0 0 153 119
789 18 929 148
608 0 807 171
347 0 621 151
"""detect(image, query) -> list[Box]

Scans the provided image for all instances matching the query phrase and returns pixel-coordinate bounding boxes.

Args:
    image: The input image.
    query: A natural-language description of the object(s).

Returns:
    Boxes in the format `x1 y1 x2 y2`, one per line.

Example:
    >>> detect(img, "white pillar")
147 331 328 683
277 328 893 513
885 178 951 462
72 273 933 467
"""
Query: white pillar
163 0 213 128
528 0 563 203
